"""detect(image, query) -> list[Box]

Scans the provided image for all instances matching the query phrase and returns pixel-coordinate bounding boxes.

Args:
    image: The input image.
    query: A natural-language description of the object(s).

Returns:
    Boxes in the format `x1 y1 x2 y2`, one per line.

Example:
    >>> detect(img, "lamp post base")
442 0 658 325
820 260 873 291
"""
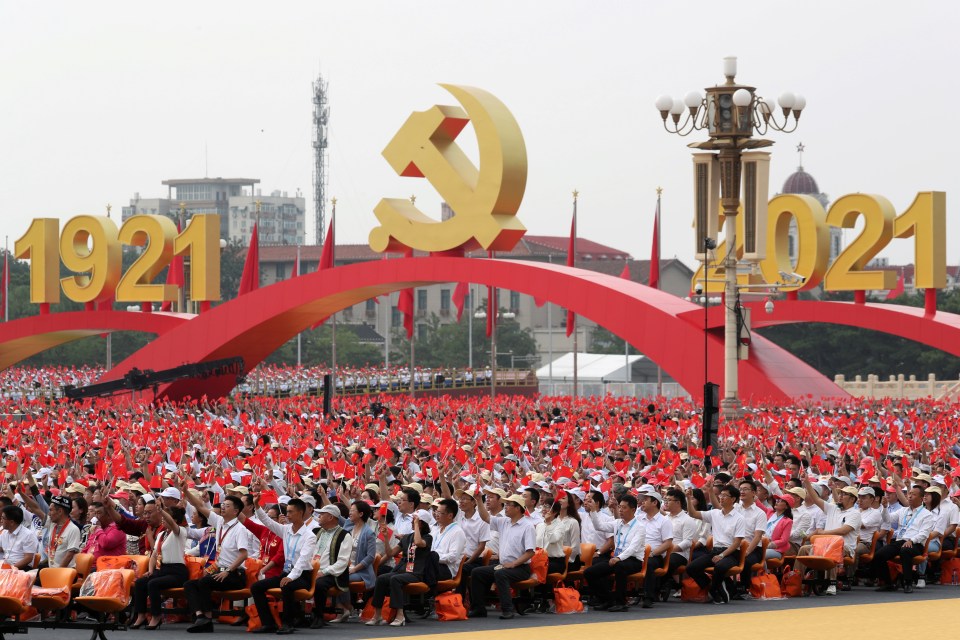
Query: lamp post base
720 397 741 422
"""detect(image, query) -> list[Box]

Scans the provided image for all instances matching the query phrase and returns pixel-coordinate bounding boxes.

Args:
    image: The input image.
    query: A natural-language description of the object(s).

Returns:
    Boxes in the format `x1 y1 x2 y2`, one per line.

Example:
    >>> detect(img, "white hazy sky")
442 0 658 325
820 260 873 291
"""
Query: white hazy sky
2 1 958 272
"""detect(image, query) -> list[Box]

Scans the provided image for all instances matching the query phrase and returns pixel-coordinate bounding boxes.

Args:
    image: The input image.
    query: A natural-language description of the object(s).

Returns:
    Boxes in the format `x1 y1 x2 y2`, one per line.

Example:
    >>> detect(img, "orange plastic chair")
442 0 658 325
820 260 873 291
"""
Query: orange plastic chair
266 560 321 608
71 553 95 597
32 567 77 616
74 568 136 638
565 543 596 586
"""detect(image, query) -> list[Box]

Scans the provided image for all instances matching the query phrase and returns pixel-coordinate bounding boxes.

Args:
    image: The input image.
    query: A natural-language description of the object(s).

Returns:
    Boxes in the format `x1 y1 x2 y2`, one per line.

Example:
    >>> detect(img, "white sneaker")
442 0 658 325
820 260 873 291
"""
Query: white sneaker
671 590 681 599
825 585 836 596
916 579 926 589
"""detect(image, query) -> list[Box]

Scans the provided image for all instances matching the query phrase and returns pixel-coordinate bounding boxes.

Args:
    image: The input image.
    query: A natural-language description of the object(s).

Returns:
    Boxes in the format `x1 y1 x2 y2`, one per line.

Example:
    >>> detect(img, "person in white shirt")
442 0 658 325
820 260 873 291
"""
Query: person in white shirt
685 484 746 604
873 485 936 593
855 487 883 574
636 490 673 609
523 487 544 526
734 479 768 576
182 493 250 632
245 494 317 635
578 490 614 561
664 488 697 577
0 505 39 570
433 498 467 581
795 478 862 595
583 493 645 612
309 505 354 628
470 492 536 620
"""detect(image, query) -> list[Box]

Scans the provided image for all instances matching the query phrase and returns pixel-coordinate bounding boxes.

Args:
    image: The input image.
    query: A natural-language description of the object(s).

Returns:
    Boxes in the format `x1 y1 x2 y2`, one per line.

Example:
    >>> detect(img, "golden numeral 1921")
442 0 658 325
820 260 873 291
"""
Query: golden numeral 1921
13 214 222 306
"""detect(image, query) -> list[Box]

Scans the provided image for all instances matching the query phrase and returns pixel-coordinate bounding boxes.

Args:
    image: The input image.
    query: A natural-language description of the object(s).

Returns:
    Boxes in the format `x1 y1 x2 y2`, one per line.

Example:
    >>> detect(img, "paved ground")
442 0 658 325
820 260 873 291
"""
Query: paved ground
26 584 960 639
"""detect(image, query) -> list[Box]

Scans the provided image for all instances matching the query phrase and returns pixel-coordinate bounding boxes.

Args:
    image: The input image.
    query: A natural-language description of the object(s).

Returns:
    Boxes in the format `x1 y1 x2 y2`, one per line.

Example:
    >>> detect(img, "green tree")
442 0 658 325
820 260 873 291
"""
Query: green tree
590 326 641 355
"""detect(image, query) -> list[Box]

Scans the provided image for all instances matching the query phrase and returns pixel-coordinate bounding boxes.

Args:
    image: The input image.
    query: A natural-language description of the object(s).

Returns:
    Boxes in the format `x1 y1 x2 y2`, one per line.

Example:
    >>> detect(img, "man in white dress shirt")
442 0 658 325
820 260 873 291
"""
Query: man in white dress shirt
685 484 746 604
636 490 673 609
873 486 935 593
433 498 467 581
664 488 697 581
0 505 39 570
470 493 536 620
182 494 251 633
583 493 645 612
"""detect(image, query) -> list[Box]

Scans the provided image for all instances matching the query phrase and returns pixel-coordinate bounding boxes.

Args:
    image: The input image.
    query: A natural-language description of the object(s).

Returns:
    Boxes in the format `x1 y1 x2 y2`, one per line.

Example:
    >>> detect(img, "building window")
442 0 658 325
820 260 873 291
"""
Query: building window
440 289 451 311
276 264 285 280
509 290 520 312
417 289 428 311
366 299 377 316
391 306 400 328
417 323 428 341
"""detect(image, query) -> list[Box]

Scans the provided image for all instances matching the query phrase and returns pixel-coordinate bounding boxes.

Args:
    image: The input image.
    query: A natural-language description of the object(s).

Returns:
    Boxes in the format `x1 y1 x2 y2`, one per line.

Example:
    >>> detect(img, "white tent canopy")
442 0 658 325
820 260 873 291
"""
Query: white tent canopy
536 352 643 383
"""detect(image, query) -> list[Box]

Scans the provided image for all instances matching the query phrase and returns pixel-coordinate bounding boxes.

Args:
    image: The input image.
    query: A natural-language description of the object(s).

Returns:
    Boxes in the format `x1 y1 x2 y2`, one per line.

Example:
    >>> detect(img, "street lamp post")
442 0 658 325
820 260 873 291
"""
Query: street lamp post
657 56 804 420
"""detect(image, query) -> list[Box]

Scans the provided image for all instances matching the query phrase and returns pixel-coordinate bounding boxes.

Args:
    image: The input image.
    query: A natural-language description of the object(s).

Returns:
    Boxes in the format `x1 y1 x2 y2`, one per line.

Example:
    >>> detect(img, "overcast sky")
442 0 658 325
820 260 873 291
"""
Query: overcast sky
2 1 957 274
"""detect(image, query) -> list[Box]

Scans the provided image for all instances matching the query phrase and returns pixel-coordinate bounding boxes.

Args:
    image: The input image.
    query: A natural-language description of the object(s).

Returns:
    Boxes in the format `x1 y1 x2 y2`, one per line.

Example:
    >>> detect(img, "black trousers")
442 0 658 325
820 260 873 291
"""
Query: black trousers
583 556 643 605
535 556 582 599
250 573 310 627
133 564 189 617
470 564 531 614
669 552 689 576
685 547 738 591
458 558 484 596
184 569 246 616
372 570 425 610
642 555 665 600
872 540 925 585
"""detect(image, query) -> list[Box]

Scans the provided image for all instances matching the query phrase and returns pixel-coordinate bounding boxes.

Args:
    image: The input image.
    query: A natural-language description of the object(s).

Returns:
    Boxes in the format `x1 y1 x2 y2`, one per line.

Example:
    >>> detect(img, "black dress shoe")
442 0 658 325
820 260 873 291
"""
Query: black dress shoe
499 611 516 620
641 599 653 609
187 619 214 634
903 584 914 593
607 604 628 613
467 609 487 618
276 627 295 635
309 617 327 629
875 584 897 592
593 602 611 611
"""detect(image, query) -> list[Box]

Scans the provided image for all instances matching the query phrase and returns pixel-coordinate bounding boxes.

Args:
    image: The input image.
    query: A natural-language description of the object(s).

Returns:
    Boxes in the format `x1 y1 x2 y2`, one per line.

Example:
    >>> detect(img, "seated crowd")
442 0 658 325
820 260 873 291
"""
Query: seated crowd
0 391 957 633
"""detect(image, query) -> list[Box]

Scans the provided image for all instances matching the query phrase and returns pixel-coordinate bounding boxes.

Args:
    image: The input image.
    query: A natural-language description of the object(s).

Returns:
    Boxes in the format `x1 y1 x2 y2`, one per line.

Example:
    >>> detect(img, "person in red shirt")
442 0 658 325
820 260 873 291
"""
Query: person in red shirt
241 505 285 580
82 502 128 559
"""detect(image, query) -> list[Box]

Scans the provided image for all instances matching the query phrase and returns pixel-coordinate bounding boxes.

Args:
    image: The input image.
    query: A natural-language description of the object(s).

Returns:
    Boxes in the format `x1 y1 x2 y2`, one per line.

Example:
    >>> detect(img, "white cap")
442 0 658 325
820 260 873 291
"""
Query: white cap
159 487 182 500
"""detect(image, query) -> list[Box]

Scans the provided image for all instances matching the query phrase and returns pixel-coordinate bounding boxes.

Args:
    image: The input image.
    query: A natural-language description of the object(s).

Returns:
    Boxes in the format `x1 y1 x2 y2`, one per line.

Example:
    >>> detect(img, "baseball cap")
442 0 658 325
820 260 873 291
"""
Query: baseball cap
857 487 876 497
300 494 317 507
503 494 526 508
774 494 797 508
840 486 860 498
318 505 341 517
786 487 807 500
159 487 182 500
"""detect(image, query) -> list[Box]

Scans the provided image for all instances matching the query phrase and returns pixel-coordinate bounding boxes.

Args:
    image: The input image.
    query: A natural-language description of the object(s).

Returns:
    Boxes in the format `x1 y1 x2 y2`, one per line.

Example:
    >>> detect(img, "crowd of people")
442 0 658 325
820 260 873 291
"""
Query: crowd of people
0 383 957 633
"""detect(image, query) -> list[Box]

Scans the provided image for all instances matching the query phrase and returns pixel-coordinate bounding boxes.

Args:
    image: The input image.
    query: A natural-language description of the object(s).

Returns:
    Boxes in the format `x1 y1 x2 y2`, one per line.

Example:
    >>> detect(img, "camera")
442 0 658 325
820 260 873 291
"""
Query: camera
778 270 806 285
694 283 704 295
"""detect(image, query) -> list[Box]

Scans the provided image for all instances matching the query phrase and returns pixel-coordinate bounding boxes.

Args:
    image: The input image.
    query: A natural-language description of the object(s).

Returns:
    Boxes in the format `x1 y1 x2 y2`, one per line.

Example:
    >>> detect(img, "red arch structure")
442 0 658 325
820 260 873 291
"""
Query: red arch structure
76 257 845 401
0 311 190 371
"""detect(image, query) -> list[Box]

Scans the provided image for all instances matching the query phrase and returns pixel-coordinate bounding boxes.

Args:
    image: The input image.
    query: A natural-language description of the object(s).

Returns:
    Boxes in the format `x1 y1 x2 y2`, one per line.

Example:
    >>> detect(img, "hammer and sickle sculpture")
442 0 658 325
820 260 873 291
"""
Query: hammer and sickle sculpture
369 84 527 253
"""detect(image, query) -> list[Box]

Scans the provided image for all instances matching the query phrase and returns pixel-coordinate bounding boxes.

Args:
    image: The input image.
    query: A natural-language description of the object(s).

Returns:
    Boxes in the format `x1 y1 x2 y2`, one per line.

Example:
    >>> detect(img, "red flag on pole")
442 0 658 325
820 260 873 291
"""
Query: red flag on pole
566 214 576 337
237 222 259 296
649 194 661 289
160 222 183 311
310 216 336 330
619 260 630 281
886 268 904 300
452 281 469 322
398 249 415 339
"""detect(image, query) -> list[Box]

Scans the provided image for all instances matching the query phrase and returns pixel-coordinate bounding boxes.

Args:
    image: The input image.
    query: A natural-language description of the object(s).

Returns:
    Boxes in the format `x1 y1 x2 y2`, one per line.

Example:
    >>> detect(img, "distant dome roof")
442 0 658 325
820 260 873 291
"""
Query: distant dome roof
782 167 820 195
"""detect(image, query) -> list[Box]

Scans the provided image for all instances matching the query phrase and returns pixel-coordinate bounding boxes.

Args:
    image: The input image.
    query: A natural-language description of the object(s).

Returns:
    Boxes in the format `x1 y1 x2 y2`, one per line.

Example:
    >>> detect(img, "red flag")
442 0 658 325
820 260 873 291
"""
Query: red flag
237 222 259 296
452 282 469 322
886 268 904 300
398 248 415 339
649 195 660 289
566 214 576 337
619 261 631 281
310 217 336 329
160 222 184 311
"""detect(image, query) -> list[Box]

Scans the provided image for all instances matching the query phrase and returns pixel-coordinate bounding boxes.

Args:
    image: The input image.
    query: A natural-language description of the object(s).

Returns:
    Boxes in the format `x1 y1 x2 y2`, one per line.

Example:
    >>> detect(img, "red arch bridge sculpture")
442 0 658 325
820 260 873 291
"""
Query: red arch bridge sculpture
1 257 958 402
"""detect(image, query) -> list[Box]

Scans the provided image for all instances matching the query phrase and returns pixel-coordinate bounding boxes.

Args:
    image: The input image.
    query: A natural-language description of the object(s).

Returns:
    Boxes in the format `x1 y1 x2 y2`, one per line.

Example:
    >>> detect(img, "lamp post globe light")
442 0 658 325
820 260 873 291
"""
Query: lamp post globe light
656 56 804 420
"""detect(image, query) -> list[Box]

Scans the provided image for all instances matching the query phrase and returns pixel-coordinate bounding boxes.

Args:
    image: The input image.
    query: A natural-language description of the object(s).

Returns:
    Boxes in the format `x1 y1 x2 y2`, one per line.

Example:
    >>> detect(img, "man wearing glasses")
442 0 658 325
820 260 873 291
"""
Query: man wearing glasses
684 485 745 604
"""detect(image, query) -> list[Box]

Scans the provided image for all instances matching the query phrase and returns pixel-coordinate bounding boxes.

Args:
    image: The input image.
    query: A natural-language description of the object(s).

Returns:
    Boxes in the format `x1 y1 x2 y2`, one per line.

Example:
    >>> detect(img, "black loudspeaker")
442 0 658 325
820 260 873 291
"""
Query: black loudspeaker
702 382 719 463
323 374 332 417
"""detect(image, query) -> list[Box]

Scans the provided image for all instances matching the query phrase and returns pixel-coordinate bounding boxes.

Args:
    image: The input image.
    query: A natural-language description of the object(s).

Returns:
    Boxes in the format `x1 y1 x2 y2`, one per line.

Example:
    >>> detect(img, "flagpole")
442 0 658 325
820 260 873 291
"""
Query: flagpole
571 190 578 400
655 188 663 397
467 284 473 371
105 206 112 369
490 252 497 400
408 196 416 399
296 244 302 368
330 198 337 407
3 235 8 323
547 255 553 391
625 256 630 384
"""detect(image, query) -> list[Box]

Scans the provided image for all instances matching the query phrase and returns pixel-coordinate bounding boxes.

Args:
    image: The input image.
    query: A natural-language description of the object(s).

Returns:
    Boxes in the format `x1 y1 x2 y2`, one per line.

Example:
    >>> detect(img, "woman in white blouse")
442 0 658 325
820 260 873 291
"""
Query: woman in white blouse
131 504 189 630
534 498 582 611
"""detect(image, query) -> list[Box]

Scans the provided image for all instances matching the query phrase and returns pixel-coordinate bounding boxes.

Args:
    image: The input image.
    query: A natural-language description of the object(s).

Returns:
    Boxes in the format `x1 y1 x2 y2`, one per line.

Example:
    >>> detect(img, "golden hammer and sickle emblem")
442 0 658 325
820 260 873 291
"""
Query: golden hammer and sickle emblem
369 84 527 253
